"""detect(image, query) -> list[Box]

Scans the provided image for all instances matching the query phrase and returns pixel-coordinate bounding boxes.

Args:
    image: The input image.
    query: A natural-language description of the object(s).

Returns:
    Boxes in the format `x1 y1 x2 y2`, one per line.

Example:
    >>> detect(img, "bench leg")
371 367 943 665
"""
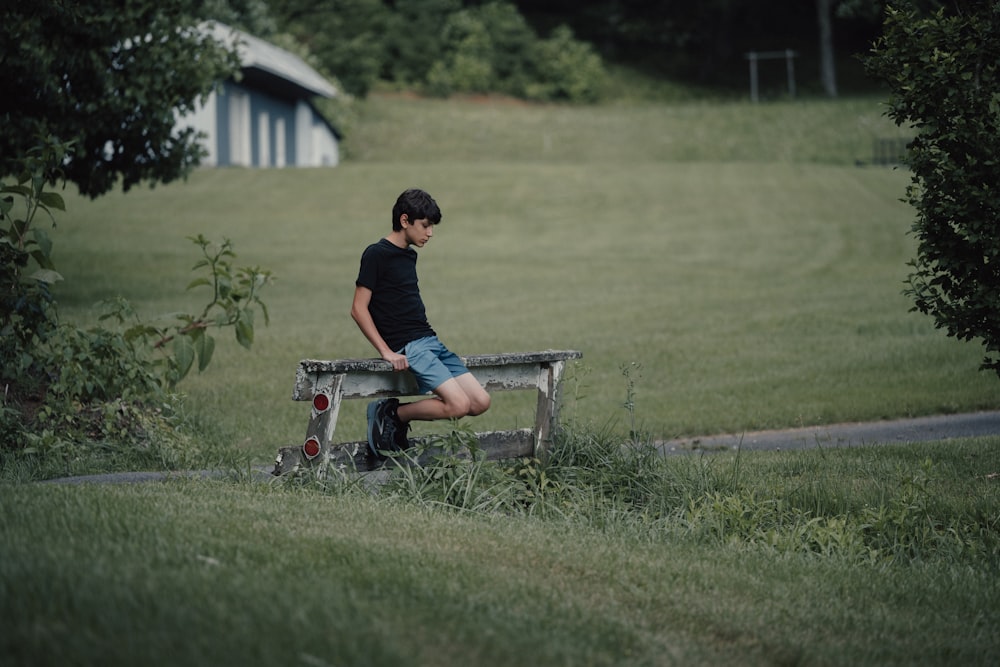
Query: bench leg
303 373 345 469
533 360 566 459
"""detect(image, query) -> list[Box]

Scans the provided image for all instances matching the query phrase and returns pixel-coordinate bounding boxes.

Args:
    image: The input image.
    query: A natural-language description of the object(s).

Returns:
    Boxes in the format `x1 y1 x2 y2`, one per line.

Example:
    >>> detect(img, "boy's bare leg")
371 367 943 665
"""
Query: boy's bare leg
397 373 490 423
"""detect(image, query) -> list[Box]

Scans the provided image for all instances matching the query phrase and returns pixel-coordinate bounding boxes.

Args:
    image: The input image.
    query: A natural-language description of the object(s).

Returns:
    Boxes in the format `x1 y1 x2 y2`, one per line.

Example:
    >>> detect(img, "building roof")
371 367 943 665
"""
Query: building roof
204 22 337 99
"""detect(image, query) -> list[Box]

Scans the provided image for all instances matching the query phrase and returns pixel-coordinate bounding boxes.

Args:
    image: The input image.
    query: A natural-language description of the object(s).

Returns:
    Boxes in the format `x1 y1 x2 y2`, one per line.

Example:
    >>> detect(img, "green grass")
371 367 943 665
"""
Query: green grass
4 93 999 665
47 96 999 461
2 437 997 666
340 93 908 165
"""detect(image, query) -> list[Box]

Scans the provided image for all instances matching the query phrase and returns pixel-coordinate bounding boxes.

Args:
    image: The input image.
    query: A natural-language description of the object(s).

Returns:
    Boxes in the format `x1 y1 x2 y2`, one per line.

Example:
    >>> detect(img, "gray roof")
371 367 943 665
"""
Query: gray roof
204 22 337 99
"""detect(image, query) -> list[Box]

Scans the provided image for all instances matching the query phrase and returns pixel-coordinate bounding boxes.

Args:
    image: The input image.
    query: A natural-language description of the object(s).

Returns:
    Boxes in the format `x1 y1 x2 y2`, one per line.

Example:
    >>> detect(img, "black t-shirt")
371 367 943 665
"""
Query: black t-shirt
356 238 436 352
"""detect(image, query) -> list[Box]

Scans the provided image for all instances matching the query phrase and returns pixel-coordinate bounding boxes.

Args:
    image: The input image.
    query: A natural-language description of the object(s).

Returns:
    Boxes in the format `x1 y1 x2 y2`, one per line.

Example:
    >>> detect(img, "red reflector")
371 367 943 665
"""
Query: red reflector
303 436 321 460
312 392 331 413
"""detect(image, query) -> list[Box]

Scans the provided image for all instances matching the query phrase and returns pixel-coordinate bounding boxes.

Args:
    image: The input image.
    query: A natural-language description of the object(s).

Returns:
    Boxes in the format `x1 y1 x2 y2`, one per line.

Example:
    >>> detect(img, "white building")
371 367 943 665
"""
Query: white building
181 23 340 168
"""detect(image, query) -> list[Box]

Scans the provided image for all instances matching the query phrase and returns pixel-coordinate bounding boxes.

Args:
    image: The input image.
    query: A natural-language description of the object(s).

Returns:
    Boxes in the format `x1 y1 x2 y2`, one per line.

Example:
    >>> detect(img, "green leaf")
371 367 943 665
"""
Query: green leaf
37 191 66 211
186 277 212 290
123 324 159 343
29 268 63 284
2 184 32 198
173 336 195 380
235 317 253 349
32 227 53 258
29 249 56 270
196 334 215 372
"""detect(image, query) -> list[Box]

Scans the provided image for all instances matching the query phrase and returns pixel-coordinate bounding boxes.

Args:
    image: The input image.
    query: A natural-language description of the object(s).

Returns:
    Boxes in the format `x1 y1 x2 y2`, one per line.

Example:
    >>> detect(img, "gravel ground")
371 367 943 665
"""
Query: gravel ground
44 410 1000 485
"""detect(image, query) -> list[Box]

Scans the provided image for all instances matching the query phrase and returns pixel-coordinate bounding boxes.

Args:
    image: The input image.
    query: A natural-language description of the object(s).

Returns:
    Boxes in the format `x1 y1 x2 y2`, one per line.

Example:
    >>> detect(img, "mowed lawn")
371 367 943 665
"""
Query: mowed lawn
52 108 1000 460
4 95 999 667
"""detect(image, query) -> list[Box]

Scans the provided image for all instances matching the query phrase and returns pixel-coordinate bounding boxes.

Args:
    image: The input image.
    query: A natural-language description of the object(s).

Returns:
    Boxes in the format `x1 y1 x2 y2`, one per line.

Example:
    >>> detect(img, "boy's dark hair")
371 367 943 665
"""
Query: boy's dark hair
392 188 442 231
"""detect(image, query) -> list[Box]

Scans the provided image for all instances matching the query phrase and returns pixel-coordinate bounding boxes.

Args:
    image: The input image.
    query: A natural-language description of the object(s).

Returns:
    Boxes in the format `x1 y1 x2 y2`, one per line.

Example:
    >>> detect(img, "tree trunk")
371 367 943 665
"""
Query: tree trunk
817 0 838 97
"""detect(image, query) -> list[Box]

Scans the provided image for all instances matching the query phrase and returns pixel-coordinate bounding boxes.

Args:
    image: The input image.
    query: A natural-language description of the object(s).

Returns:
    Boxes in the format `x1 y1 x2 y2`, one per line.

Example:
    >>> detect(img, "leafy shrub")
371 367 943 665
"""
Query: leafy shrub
421 2 605 102
865 1 1000 376
1 138 272 478
526 26 606 103
1 137 67 383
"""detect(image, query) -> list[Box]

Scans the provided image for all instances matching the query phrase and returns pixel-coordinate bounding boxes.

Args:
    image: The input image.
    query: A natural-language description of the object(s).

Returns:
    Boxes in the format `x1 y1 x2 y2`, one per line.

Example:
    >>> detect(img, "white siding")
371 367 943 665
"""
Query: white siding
275 117 286 167
228 89 251 166
257 111 270 167
178 90 218 166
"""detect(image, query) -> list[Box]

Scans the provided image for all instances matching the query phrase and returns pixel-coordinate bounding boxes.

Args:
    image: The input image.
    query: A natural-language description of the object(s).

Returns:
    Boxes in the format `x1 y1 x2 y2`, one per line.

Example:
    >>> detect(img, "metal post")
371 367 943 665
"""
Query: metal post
748 51 759 103
786 48 796 98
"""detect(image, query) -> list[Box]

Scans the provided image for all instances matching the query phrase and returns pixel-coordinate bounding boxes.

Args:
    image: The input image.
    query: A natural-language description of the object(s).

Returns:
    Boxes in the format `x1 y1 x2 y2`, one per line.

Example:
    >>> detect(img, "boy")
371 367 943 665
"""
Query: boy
351 188 491 458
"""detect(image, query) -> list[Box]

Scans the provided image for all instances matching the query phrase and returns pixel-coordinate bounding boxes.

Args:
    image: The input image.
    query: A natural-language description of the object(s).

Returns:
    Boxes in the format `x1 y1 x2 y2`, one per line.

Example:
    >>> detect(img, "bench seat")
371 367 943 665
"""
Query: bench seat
273 349 582 475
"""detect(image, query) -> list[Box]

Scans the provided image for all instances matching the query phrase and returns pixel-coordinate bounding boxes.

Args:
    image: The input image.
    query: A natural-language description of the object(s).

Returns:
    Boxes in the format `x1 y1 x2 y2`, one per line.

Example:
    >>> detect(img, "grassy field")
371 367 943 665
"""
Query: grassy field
46 94 999 461
2 438 997 666
3 94 999 666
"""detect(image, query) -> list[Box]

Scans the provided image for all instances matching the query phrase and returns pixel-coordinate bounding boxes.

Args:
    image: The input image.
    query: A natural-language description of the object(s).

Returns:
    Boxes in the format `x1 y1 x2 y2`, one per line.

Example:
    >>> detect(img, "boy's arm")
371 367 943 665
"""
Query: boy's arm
350 285 409 371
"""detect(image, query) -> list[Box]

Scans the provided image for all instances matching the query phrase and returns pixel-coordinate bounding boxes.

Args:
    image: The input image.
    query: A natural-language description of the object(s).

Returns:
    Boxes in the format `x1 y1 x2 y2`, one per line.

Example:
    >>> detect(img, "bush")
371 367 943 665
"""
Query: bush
1 138 273 478
421 2 605 102
865 1 1000 376
526 26 606 103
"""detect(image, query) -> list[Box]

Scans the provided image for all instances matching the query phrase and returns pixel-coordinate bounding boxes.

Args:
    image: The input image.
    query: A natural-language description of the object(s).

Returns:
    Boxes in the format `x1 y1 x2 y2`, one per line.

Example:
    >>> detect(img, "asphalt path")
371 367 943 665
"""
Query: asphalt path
659 410 1000 455
44 410 1000 485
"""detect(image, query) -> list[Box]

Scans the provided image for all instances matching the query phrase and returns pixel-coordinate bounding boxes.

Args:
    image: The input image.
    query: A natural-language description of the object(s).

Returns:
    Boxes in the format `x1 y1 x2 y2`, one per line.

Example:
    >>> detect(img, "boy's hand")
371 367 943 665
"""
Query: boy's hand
383 351 409 371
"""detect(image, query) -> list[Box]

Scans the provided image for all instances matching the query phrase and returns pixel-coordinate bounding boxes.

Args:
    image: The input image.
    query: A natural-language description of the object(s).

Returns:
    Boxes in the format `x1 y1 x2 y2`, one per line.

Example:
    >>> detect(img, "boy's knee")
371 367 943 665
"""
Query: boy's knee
443 394 472 419
467 393 490 417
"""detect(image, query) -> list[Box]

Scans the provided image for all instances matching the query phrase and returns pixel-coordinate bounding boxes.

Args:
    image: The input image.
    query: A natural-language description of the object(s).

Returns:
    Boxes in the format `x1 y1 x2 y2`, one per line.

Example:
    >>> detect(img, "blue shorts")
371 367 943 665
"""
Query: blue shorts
401 336 470 394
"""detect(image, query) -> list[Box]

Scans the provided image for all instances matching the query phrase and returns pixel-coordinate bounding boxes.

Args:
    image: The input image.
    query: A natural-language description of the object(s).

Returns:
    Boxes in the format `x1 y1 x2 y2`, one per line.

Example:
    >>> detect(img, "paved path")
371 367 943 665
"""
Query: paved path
44 411 1000 485
659 410 1000 455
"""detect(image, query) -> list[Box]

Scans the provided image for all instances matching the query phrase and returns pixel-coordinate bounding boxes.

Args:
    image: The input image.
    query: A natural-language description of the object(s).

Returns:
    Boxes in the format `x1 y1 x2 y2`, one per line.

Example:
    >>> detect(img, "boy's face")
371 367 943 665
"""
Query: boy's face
401 216 434 247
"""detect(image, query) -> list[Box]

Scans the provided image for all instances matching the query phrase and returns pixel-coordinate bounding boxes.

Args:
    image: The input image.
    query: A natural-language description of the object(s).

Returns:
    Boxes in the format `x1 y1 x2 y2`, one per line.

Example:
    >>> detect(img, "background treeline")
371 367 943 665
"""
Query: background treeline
203 0 889 101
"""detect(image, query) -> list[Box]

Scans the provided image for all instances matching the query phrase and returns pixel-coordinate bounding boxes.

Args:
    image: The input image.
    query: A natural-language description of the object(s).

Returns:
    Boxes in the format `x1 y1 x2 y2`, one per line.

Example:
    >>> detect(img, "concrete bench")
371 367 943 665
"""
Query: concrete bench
272 349 582 475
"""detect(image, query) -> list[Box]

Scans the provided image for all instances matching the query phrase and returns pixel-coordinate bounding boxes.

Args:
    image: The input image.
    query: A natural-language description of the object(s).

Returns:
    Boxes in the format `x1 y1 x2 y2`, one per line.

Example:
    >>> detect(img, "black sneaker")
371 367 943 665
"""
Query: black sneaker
387 401 411 451
366 398 388 459
377 398 410 454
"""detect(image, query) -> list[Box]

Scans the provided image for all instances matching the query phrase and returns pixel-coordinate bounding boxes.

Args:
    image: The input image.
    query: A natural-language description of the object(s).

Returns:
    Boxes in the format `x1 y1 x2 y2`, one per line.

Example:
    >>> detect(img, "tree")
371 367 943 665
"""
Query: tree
267 0 388 97
817 0 838 97
1 1 239 199
865 1 1000 376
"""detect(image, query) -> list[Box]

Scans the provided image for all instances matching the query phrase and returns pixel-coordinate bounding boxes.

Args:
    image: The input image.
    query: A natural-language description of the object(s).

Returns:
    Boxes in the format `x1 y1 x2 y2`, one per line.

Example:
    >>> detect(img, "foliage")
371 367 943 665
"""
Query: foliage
263 0 387 97
288 368 1000 568
294 400 999 569
424 2 605 102
263 0 605 102
0 137 69 384
1 139 272 476
865 1 1000 376
511 0 884 90
101 235 274 388
1 0 240 199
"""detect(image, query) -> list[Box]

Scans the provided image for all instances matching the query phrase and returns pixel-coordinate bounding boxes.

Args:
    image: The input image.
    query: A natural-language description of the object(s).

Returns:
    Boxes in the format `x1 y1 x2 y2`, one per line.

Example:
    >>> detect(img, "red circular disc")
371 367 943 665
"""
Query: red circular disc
303 437 321 459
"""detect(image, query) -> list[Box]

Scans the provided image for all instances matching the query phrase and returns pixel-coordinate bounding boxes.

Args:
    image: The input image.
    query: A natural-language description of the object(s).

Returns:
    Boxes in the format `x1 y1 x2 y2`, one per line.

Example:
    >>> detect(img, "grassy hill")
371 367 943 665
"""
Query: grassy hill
3 92 998 667
46 94 999 461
